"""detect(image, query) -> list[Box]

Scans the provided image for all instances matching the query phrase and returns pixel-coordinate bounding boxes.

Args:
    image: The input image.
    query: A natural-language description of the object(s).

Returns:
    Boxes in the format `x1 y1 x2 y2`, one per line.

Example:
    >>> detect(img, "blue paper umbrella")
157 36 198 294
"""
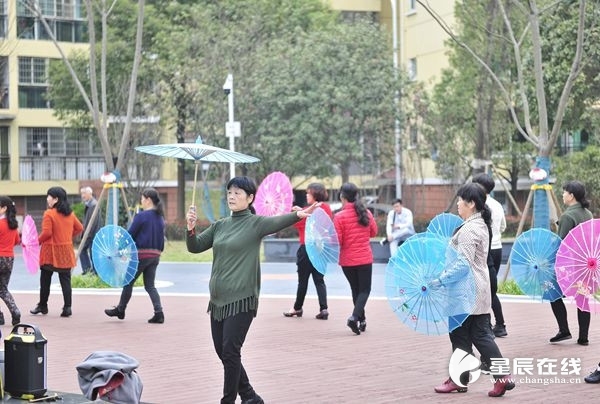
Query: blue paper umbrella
92 225 139 287
510 228 563 301
385 234 476 335
305 207 339 275
426 213 464 239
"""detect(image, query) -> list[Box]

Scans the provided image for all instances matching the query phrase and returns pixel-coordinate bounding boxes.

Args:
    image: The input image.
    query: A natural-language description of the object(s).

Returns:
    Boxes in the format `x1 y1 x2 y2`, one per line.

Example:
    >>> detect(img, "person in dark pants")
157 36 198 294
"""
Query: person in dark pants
472 174 507 337
333 183 378 335
284 183 333 320
79 186 101 275
30 187 83 318
186 177 320 404
550 180 593 345
433 183 514 397
104 188 166 324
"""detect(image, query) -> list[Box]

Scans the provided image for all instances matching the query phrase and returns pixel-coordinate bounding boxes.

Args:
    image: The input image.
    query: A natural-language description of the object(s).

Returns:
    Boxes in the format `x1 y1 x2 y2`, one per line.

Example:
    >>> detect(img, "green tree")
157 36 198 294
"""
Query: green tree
418 0 594 229
240 19 396 183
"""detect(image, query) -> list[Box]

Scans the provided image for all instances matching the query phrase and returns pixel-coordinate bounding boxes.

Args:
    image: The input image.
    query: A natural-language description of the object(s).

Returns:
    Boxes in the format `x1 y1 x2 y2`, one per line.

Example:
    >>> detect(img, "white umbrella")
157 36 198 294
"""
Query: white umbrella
135 136 260 205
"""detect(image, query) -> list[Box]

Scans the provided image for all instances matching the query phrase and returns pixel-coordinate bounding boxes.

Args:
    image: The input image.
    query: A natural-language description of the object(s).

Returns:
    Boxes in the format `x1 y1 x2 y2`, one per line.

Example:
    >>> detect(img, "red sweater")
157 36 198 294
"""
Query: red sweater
39 208 83 269
294 203 333 245
0 218 20 257
333 202 378 267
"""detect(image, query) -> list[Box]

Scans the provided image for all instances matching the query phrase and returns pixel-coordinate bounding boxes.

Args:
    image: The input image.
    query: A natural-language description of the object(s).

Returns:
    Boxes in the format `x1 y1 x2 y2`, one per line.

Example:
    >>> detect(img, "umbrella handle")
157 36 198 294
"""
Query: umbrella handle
192 161 199 207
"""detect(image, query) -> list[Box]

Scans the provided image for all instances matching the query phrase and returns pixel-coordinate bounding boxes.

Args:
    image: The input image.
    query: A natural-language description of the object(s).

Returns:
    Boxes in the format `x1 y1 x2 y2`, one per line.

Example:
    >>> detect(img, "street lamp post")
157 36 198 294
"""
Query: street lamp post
390 0 402 199
223 74 240 179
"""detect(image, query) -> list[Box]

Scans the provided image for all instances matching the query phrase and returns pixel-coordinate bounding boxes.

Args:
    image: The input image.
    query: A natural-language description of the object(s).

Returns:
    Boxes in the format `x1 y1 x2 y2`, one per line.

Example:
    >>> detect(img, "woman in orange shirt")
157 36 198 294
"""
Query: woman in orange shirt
0 196 21 326
30 187 83 318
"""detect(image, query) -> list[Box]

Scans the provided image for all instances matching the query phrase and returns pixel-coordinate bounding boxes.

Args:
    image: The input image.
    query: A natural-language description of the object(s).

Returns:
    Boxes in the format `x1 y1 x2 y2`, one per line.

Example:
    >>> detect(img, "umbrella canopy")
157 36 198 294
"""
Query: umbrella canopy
135 137 260 164
92 225 139 288
254 171 293 217
510 228 563 301
555 218 600 312
135 136 260 206
426 213 464 240
21 215 40 274
385 234 476 335
305 207 339 275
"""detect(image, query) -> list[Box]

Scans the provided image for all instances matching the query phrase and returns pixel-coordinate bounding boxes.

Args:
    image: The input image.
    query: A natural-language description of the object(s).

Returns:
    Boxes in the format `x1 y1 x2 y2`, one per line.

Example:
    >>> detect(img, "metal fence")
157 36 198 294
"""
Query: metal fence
19 156 106 181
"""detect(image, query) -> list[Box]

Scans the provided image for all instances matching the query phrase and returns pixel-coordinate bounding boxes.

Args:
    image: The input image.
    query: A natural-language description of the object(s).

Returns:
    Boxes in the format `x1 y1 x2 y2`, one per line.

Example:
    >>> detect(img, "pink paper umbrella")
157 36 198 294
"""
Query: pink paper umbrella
21 215 40 274
555 218 600 313
254 171 293 216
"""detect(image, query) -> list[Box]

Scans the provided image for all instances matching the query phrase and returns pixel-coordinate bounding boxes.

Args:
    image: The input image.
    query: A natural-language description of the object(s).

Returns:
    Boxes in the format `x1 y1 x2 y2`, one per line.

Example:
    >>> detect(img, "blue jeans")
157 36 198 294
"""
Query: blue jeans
79 242 95 274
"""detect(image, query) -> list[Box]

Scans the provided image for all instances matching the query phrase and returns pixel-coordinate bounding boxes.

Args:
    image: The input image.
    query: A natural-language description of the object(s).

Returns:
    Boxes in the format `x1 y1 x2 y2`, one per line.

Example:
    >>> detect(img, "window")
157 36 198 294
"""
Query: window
17 0 87 42
340 11 379 24
407 58 417 81
0 126 8 180
19 57 50 108
19 127 100 156
0 0 6 38
407 0 417 13
409 125 418 148
0 56 8 109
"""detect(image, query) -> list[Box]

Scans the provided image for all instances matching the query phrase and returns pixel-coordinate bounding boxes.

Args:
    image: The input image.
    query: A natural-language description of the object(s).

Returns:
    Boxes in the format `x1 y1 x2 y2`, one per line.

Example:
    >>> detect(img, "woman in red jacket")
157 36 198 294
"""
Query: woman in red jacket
30 186 83 318
334 183 378 335
0 196 21 326
283 182 333 320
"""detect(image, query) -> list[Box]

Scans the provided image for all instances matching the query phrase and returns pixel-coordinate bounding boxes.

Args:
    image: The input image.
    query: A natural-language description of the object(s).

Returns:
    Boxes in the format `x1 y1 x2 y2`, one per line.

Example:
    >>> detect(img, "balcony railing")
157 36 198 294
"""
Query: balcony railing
19 156 106 181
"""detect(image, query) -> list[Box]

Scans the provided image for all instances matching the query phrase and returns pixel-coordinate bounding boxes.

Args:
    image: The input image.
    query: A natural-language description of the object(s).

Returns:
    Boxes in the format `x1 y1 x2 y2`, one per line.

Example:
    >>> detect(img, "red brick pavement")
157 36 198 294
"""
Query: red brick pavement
2 292 598 403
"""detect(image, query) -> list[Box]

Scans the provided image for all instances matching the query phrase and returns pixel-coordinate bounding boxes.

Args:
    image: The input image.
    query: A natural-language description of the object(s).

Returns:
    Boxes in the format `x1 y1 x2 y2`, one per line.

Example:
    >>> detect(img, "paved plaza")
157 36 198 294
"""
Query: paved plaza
2 288 599 403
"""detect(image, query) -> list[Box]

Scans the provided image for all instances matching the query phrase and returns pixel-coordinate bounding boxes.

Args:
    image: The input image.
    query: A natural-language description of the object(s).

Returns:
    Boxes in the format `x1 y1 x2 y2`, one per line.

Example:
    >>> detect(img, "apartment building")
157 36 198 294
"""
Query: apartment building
0 0 455 222
1 0 104 219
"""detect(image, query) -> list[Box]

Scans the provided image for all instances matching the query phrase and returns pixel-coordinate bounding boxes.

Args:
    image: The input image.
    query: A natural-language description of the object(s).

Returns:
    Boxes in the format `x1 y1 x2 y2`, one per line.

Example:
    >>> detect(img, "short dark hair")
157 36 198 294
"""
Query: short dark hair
472 173 495 194
227 176 258 214
392 199 403 205
563 180 590 209
307 183 328 202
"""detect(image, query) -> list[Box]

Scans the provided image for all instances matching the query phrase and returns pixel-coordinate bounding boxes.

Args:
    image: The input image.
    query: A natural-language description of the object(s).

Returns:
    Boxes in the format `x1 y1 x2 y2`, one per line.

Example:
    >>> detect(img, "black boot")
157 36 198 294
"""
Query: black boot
105 307 125 320
30 304 48 315
148 312 164 324
60 307 72 317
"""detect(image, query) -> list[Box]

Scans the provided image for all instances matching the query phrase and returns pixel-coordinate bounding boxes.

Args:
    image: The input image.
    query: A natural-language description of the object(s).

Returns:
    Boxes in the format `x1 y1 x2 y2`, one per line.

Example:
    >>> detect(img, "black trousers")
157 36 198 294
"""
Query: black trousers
342 264 372 321
490 248 505 326
293 245 327 311
550 298 590 340
39 265 72 308
450 313 506 383
211 310 257 404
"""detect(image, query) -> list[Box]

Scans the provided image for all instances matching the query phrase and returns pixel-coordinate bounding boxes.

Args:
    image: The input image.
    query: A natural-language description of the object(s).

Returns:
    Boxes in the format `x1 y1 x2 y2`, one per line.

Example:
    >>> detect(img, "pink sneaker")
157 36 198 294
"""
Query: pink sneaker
434 378 468 393
488 375 515 397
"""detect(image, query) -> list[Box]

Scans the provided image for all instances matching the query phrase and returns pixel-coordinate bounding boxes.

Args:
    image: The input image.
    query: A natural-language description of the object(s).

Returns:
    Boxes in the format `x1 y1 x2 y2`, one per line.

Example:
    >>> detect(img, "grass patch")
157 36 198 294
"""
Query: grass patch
71 273 144 289
498 279 524 295
162 240 213 262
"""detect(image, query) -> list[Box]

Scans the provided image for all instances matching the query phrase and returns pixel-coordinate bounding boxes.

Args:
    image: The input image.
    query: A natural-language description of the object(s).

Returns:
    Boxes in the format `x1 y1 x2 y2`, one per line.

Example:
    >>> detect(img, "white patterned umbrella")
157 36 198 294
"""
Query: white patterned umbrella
135 137 260 205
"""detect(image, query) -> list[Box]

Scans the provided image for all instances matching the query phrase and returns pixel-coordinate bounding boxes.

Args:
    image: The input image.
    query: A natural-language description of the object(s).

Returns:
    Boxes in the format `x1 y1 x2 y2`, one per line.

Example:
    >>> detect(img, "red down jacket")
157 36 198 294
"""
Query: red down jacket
334 202 378 267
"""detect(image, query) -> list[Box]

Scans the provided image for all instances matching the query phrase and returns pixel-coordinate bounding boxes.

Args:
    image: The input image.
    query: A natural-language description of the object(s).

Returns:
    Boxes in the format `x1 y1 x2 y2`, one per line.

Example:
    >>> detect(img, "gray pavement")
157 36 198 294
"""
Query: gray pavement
2 250 598 403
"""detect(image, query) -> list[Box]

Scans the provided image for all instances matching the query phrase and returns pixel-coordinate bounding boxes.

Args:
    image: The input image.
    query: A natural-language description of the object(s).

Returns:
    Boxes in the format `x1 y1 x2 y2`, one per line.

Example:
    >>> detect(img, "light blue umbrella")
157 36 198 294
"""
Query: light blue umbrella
305 207 339 275
385 234 475 335
92 225 139 288
510 228 563 301
427 213 464 239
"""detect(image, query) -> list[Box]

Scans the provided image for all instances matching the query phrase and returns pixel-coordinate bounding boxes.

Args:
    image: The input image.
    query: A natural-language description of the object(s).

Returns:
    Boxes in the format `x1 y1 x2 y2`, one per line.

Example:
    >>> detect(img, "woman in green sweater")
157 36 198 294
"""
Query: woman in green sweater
550 180 593 345
186 176 318 404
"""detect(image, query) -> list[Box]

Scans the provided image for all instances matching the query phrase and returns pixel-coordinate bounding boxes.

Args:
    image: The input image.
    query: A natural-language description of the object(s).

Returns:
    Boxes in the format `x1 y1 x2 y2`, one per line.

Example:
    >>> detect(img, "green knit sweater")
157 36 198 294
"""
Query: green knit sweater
557 202 592 239
187 209 300 321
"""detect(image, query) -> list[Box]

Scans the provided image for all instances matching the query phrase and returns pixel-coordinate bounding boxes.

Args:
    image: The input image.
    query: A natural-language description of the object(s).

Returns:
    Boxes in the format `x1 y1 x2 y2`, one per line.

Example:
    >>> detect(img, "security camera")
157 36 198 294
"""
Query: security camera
223 74 233 95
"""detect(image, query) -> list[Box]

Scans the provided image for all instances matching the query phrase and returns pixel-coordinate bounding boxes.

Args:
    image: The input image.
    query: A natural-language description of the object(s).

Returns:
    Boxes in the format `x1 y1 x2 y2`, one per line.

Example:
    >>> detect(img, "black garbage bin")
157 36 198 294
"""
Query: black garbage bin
4 323 47 399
